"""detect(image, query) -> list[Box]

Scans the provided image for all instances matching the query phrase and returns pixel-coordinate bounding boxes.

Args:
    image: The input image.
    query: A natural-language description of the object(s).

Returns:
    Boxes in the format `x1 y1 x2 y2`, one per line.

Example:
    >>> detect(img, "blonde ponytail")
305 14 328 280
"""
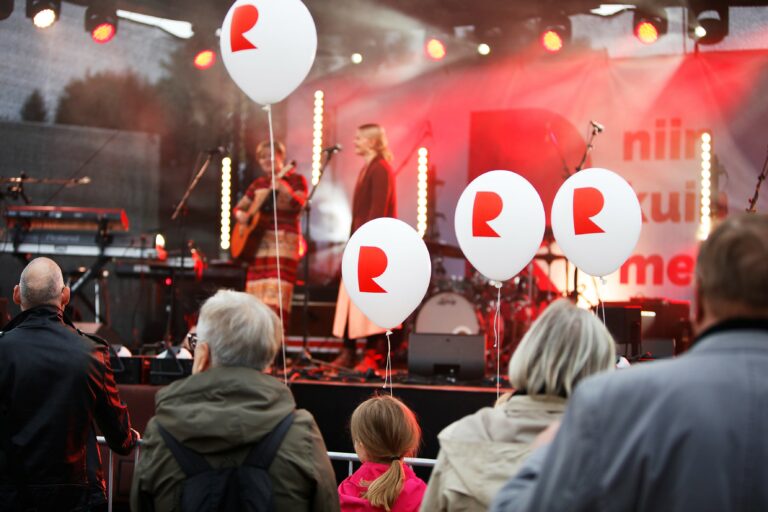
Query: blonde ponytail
350 395 422 511
362 459 405 511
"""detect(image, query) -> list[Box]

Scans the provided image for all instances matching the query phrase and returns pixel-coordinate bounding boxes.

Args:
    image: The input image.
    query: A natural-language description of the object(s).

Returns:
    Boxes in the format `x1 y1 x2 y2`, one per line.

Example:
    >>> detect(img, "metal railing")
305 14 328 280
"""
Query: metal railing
96 437 436 511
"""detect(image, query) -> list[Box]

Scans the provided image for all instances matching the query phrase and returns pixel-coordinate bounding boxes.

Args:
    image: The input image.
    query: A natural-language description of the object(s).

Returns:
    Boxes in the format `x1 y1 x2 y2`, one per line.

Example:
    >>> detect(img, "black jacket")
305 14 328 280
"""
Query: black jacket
0 305 136 511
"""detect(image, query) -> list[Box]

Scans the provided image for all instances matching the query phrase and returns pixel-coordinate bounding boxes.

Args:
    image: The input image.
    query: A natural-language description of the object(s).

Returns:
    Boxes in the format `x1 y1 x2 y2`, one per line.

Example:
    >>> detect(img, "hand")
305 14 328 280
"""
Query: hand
234 210 249 225
531 420 561 450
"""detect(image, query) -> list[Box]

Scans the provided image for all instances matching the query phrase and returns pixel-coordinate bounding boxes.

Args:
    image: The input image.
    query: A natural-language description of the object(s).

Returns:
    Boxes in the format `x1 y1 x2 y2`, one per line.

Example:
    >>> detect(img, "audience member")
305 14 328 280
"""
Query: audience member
0 257 138 511
420 299 615 511
339 395 426 511
130 290 339 511
491 213 768 511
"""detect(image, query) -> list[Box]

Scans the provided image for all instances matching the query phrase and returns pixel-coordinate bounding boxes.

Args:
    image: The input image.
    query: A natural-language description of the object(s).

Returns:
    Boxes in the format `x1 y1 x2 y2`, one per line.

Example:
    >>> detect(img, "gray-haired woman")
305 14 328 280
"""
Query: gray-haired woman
420 299 616 512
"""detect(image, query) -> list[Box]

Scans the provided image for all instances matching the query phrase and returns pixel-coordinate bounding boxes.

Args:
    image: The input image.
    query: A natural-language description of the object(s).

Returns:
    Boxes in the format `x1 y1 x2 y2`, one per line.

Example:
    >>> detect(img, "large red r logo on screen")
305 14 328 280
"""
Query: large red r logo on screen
472 191 503 237
231 5 259 52
573 187 605 235
358 246 388 293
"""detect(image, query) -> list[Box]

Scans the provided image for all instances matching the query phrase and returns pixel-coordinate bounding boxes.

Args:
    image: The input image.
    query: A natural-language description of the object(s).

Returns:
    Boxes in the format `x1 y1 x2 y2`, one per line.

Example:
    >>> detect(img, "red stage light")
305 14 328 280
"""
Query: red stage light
635 20 659 44
425 38 446 61
164 277 172 286
194 50 216 70
541 30 563 53
91 22 116 44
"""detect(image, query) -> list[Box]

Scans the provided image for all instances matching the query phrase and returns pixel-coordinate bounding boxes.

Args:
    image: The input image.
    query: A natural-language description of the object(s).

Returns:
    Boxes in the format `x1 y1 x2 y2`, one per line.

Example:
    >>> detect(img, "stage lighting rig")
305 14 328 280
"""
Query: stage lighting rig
689 4 729 45
539 12 571 53
85 1 118 44
26 0 60 29
425 37 447 61
1 0 14 21
633 8 668 45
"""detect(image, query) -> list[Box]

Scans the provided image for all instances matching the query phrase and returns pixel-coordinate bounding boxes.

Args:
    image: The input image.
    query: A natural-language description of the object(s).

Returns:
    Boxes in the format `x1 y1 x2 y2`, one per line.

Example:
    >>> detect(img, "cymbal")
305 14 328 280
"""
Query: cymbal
0 176 91 186
425 240 464 259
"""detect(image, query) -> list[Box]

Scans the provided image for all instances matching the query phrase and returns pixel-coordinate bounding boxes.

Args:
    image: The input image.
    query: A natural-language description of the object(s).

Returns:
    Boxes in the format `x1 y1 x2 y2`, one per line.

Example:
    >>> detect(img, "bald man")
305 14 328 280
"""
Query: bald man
0 258 138 511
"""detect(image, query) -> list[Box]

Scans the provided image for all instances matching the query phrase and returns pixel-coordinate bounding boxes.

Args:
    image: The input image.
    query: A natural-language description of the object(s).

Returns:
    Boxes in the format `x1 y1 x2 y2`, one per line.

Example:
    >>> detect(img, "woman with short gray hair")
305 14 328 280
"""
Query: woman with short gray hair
420 299 615 512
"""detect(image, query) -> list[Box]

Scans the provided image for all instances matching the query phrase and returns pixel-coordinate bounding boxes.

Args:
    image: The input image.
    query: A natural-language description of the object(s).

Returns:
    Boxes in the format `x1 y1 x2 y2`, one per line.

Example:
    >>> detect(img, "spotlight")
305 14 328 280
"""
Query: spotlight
425 38 446 61
539 13 571 53
350 52 363 64
193 49 216 70
689 5 728 45
1 0 14 21
85 1 118 44
633 9 667 45
477 43 491 56
26 0 60 28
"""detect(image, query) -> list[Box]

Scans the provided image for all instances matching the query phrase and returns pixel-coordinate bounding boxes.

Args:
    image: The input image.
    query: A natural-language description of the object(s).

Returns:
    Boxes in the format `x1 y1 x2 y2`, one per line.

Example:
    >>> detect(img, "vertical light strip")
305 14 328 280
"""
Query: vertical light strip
311 90 324 186
416 147 429 237
698 132 712 240
220 156 232 250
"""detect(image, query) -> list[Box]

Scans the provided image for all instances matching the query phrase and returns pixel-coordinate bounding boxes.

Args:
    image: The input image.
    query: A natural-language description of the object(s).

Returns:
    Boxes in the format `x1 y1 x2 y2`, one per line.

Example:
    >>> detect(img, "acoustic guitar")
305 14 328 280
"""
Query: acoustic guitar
230 161 296 261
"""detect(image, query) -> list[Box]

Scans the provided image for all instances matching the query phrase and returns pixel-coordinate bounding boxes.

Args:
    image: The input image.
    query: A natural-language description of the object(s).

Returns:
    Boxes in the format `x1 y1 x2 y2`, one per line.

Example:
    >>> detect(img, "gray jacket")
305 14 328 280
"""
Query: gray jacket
420 395 566 512
490 319 768 512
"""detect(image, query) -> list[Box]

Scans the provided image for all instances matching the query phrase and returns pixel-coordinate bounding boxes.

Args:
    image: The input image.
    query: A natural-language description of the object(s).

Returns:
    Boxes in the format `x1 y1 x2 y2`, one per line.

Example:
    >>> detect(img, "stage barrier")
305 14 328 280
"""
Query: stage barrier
96 437 436 512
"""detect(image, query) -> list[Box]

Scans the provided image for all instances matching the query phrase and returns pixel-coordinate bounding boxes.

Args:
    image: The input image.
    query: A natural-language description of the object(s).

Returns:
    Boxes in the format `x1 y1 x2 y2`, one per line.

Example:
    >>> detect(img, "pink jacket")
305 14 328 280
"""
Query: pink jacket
339 461 427 512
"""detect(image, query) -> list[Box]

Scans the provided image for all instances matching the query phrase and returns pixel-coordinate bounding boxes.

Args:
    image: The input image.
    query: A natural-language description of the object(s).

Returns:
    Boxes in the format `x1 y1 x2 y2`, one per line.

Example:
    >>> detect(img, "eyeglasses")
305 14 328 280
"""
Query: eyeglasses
186 332 198 352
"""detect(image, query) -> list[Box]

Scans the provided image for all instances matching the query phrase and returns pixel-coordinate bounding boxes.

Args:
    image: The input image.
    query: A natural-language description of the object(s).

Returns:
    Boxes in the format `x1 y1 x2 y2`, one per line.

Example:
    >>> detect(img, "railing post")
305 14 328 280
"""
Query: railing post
107 449 114 512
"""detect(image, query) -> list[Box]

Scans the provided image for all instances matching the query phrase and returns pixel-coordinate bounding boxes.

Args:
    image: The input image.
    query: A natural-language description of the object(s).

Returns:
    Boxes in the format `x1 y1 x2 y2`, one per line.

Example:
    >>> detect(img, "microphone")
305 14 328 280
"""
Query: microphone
207 146 228 154
590 120 605 133
322 144 343 154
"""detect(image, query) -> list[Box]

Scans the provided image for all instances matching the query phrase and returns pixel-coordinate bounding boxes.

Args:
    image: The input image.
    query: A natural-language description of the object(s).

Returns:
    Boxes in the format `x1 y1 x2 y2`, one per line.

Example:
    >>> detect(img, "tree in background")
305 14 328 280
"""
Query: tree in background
55 70 166 133
20 89 47 122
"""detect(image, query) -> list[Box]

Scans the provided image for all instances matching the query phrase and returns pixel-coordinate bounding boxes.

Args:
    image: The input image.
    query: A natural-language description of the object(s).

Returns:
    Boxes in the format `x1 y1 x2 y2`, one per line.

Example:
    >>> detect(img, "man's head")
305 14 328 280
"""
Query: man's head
695 213 768 332
13 257 70 311
192 290 281 374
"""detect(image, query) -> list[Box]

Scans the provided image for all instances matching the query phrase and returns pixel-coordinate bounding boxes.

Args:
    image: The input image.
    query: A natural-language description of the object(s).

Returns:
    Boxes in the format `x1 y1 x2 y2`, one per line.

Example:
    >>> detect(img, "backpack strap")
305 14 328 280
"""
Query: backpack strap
156 422 213 476
244 412 295 469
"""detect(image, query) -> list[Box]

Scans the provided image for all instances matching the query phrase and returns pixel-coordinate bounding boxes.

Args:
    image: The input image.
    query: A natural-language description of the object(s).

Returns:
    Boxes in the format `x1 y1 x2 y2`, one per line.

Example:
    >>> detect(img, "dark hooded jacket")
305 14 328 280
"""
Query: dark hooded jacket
0 305 136 511
130 366 339 512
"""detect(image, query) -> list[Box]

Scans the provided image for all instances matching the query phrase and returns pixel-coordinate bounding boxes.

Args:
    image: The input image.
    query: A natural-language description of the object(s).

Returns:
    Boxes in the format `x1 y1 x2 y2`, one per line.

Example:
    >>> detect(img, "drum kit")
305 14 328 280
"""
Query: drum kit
415 236 566 367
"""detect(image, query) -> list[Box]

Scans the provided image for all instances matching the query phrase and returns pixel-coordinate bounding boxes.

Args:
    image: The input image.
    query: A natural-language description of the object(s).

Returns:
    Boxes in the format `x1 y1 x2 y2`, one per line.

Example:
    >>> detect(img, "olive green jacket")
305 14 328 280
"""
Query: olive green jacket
130 366 339 512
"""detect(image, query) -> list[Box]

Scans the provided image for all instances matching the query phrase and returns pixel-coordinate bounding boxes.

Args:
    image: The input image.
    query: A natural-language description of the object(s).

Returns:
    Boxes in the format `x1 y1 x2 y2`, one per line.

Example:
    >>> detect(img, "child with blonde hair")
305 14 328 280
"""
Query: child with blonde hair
339 395 426 511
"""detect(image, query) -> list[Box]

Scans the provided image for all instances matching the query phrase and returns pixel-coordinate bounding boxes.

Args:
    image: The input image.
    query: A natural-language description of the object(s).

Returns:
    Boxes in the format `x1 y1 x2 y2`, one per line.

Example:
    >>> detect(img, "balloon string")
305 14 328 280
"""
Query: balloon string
384 330 393 396
265 104 287 385
593 276 606 325
494 283 502 401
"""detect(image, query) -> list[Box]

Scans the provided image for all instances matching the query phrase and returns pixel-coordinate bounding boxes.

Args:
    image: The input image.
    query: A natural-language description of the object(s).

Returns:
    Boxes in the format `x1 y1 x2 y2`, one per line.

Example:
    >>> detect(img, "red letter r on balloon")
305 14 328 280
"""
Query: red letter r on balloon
573 187 606 235
472 191 503 237
358 246 388 293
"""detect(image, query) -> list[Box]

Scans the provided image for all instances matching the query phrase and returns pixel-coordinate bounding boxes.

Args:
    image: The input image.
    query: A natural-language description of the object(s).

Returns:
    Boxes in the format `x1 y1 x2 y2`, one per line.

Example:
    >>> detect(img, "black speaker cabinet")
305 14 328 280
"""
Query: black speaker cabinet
408 333 486 381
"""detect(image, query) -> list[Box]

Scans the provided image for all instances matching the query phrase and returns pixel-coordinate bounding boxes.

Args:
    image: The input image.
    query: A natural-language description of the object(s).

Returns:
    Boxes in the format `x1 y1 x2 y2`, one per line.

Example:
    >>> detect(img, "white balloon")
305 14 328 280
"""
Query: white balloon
551 168 642 277
341 218 431 330
454 170 546 282
220 0 317 105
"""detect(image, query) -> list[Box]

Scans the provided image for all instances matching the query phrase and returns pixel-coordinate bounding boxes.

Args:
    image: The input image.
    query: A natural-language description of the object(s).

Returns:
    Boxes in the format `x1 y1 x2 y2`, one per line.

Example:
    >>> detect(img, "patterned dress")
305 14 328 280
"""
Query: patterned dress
235 170 307 327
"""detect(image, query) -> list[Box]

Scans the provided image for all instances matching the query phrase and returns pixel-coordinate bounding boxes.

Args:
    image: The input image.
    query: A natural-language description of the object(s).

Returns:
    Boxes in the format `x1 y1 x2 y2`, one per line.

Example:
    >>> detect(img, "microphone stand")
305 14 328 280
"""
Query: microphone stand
295 149 337 367
570 123 603 302
163 151 218 347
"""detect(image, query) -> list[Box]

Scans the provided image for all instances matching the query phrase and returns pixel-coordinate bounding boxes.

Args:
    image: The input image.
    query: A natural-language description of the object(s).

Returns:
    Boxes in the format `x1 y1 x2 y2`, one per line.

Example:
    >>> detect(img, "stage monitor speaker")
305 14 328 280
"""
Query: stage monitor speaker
74 321 125 346
597 304 642 357
149 356 193 385
288 300 336 337
629 297 692 355
408 333 485 381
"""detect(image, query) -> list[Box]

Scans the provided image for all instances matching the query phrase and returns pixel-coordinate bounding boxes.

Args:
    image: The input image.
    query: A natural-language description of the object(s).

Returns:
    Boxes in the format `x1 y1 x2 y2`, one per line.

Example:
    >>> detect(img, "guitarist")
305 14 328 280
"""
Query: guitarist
233 140 307 329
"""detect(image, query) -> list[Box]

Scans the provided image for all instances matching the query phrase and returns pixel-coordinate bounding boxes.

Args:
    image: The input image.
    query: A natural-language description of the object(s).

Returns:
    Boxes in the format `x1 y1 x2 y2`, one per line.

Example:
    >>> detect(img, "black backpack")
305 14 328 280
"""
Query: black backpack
155 412 294 512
